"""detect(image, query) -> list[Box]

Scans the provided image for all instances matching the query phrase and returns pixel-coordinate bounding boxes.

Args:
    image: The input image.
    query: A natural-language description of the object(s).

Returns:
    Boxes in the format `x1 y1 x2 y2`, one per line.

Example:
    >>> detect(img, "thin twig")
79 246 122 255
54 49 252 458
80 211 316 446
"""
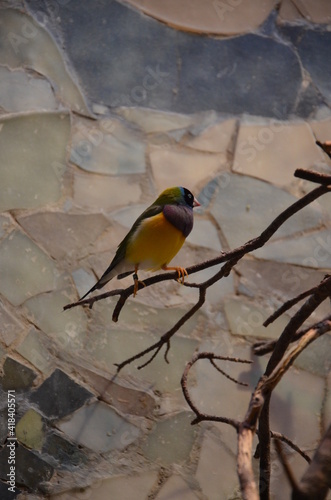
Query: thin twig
271 432 311 463
263 284 322 327
294 167 331 184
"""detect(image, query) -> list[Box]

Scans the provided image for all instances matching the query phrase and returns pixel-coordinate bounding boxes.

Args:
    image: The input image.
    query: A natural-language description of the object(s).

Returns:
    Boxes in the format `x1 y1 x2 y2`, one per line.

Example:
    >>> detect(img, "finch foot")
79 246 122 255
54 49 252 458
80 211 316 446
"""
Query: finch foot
133 272 146 297
162 265 188 284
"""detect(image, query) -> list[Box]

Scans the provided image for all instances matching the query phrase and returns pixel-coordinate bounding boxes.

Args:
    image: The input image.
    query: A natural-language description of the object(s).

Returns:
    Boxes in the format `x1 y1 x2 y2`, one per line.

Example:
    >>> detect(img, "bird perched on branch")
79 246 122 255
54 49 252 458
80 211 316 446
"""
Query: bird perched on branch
80 186 200 299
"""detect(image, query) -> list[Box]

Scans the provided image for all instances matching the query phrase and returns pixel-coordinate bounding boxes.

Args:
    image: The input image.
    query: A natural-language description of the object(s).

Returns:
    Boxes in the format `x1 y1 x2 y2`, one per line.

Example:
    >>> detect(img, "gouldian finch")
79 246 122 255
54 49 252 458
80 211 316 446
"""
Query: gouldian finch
80 186 200 299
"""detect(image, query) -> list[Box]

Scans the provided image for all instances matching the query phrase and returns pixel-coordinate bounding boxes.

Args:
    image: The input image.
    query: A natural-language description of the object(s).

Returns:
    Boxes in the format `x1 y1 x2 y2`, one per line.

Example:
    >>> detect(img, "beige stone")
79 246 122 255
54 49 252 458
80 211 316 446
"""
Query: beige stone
18 212 110 261
233 121 326 187
187 218 221 251
0 303 25 346
185 118 237 153
270 368 323 449
310 118 331 144
16 328 53 373
0 231 57 306
116 107 196 133
0 67 58 113
278 0 303 21
280 0 331 24
150 146 226 192
70 116 146 175
224 297 290 339
66 472 158 500
196 432 238 499
125 0 277 35
0 112 70 211
292 0 331 23
73 171 141 211
156 475 199 499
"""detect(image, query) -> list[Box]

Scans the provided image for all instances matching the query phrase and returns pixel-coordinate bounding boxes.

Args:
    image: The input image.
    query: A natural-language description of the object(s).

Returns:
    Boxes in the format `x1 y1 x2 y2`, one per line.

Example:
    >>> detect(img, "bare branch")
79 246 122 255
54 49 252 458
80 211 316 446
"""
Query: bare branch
271 431 311 463
294 167 331 184
180 351 251 427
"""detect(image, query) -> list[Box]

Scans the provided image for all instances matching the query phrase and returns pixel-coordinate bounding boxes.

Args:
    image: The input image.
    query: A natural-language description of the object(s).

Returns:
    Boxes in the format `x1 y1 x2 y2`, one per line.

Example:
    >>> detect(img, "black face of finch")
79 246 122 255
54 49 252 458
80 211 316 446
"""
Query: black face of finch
183 188 194 208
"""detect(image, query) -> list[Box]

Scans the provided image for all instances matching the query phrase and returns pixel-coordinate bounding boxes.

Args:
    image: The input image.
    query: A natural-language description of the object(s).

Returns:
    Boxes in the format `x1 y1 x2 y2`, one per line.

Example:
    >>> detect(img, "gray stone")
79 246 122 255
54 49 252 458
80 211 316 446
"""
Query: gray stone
0 479 20 498
58 401 141 453
0 444 53 492
0 231 57 306
253 229 331 268
0 303 25 347
16 329 52 374
142 412 198 465
18 212 110 261
25 2 302 118
210 173 323 249
0 112 70 211
0 66 58 112
42 432 87 468
70 116 146 175
31 0 177 110
177 33 302 118
1 357 36 391
0 8 87 113
281 26 331 106
79 367 156 417
25 290 88 352
294 333 331 377
30 369 93 420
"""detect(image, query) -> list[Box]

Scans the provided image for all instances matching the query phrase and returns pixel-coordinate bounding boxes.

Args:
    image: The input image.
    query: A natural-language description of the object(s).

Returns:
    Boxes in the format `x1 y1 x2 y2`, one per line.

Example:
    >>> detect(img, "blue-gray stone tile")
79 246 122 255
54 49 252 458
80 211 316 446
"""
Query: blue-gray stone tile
30 369 94 420
176 33 302 118
281 26 331 106
42 432 88 469
0 444 53 493
25 1 302 118
27 0 178 110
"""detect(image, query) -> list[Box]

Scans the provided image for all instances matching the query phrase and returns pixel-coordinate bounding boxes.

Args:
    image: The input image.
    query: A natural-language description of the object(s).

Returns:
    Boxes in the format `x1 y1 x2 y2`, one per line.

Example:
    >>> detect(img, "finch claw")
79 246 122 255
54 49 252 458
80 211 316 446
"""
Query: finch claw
133 272 146 297
176 267 188 284
162 265 188 285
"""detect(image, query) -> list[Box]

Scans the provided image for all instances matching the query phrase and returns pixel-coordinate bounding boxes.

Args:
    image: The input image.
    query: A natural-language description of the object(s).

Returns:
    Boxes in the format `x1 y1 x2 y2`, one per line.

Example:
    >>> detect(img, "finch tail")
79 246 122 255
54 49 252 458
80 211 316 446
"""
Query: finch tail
79 265 118 300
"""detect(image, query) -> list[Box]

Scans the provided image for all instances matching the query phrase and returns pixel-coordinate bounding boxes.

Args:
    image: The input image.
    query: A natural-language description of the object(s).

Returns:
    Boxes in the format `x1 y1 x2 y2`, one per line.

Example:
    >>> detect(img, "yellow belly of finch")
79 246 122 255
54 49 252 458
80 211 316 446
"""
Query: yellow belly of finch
125 212 185 270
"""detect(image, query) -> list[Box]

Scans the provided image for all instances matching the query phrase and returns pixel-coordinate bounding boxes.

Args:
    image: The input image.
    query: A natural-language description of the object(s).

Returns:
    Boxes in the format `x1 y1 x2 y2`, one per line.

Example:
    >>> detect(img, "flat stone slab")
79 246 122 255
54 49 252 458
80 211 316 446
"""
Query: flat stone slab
1 357 37 391
0 112 70 211
57 401 141 453
30 369 93 420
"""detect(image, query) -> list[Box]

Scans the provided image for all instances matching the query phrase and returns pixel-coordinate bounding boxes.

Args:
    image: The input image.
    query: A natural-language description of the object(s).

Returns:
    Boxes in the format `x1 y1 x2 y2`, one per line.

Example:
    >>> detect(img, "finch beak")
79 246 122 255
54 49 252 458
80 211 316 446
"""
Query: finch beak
193 197 201 208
